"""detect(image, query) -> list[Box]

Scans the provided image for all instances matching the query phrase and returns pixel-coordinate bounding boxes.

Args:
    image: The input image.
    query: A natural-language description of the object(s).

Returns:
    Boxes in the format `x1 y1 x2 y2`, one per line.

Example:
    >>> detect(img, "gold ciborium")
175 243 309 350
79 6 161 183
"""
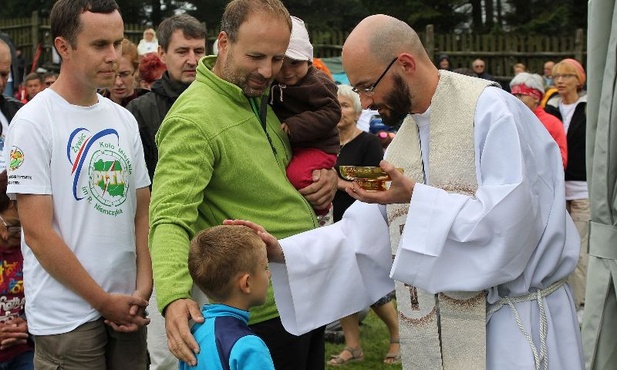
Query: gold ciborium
339 166 403 191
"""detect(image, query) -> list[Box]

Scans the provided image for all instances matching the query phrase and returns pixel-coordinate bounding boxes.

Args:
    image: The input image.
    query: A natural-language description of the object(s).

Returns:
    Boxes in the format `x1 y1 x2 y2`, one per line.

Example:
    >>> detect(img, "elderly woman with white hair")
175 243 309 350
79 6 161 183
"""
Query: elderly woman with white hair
327 84 401 366
509 72 567 168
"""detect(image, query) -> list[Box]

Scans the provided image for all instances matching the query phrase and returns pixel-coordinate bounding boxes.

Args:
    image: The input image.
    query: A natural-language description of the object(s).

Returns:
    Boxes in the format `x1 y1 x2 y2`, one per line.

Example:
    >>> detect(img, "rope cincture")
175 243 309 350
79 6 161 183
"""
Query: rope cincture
487 278 566 370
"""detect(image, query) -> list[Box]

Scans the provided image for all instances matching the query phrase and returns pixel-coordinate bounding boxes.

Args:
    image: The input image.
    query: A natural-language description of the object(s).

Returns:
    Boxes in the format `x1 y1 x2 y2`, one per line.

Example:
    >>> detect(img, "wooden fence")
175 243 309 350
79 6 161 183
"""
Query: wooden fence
423 25 586 84
1 12 585 84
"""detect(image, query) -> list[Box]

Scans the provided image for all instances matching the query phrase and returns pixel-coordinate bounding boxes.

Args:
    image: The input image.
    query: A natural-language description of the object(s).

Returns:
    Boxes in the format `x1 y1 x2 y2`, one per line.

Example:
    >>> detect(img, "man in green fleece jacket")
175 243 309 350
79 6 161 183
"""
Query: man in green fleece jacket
148 0 337 369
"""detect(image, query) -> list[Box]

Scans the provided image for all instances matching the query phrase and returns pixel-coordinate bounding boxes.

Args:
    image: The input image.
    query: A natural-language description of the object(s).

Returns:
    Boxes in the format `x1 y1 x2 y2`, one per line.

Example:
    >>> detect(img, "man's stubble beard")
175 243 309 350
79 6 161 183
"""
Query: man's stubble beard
221 48 269 98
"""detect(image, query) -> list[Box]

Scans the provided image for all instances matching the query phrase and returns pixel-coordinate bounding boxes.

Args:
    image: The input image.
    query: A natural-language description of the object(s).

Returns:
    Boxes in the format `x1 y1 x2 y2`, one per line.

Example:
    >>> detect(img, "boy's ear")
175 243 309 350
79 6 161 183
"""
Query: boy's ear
237 273 251 294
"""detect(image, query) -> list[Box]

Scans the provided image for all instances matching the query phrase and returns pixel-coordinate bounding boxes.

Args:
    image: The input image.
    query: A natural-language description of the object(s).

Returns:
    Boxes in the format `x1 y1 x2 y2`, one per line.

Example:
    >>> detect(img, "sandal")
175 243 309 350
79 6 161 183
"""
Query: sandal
327 347 364 366
384 338 401 365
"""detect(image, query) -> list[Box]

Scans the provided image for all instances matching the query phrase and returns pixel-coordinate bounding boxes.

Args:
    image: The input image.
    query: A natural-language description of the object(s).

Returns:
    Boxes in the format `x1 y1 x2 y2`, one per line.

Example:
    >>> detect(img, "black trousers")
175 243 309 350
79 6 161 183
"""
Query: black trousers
250 317 325 370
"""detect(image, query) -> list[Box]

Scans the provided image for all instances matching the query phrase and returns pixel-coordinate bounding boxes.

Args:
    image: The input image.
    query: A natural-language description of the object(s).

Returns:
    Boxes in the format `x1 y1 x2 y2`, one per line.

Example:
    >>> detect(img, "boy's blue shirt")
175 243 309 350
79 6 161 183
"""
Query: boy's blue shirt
179 303 275 370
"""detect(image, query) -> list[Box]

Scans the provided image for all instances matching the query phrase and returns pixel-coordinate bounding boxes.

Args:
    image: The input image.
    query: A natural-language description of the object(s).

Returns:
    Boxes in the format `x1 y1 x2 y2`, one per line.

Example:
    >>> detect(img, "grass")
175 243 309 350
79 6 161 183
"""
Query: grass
324 310 402 369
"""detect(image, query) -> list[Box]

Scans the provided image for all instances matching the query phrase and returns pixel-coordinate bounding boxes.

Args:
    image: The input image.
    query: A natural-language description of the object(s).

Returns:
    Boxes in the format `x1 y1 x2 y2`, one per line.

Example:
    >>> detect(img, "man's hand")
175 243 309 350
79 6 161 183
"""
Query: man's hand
105 291 152 333
0 317 29 350
129 289 151 317
299 168 337 210
223 219 285 263
346 160 415 205
98 293 149 331
164 298 204 367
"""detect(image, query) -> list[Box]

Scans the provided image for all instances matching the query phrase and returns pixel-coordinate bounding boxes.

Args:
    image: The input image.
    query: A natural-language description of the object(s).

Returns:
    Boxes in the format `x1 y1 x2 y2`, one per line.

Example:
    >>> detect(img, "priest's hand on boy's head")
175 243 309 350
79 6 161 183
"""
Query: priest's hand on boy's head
223 220 285 263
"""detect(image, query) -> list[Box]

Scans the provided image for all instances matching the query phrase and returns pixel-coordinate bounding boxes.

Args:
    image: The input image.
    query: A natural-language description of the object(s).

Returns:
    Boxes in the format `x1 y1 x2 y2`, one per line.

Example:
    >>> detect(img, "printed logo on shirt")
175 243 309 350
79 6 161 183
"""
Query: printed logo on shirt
8 146 24 171
68 128 132 217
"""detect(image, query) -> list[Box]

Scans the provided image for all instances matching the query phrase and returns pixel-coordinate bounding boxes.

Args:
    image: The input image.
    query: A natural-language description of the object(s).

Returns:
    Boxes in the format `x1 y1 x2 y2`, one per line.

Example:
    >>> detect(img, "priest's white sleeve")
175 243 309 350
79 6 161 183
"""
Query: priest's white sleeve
270 201 394 336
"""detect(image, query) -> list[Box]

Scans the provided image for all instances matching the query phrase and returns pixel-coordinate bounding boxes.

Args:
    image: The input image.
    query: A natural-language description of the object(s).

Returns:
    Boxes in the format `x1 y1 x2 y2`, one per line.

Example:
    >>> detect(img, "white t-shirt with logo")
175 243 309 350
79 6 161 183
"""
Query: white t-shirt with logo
5 88 150 335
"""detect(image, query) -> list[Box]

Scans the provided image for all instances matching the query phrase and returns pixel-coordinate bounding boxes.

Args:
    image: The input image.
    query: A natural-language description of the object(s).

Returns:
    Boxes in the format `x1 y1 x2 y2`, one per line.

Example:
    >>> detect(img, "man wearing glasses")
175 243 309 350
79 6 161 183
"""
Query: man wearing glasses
42 72 58 89
251 14 583 370
0 40 23 172
472 58 495 81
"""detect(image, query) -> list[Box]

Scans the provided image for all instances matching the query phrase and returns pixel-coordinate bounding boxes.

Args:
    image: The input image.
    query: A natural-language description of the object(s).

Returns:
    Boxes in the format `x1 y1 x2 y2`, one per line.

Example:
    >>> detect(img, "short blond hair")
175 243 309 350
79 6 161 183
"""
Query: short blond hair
188 225 265 302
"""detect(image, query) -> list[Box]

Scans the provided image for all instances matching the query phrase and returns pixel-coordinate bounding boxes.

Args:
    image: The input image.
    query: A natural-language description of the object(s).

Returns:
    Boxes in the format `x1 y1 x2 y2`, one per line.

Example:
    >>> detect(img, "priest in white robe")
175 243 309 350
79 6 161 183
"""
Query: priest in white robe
228 14 583 370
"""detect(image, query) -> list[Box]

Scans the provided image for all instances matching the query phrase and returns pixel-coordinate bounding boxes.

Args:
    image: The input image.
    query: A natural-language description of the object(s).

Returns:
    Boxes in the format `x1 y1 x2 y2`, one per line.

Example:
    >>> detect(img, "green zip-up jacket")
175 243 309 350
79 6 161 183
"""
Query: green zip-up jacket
149 56 317 324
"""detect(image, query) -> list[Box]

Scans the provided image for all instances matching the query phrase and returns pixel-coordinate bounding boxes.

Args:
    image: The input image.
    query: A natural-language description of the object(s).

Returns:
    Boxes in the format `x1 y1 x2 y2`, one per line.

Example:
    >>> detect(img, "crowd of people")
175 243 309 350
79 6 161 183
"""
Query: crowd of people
0 0 599 369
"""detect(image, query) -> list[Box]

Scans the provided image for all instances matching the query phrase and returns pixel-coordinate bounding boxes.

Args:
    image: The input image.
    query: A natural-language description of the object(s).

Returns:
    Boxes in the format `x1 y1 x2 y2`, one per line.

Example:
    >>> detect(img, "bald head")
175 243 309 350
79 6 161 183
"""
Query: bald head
343 15 427 66
0 39 11 94
341 15 438 115
0 39 9 62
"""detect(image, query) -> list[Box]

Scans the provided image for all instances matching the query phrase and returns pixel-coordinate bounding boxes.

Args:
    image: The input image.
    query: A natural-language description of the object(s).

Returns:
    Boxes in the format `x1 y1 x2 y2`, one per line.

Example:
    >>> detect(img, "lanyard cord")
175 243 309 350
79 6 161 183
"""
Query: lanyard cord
249 96 277 156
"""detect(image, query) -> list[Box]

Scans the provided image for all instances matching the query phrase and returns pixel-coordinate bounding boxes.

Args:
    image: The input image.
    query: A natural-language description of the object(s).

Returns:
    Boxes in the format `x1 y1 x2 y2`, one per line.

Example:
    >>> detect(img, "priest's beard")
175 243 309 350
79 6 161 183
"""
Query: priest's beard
380 74 412 127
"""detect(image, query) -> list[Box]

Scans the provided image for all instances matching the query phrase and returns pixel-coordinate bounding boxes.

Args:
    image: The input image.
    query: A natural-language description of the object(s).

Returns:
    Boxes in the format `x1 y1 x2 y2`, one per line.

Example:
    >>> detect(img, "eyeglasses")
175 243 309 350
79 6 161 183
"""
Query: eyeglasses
0 215 21 235
552 73 577 80
352 57 398 96
115 70 134 79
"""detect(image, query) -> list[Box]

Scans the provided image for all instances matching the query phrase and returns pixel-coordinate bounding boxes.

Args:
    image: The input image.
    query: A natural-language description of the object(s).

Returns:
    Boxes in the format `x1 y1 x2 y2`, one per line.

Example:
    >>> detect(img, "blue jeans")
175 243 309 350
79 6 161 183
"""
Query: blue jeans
0 350 34 370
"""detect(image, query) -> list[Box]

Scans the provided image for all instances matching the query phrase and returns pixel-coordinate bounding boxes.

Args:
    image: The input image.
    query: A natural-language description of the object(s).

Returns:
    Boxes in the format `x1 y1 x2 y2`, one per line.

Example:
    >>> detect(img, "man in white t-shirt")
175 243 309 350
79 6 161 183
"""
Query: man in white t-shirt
4 0 151 368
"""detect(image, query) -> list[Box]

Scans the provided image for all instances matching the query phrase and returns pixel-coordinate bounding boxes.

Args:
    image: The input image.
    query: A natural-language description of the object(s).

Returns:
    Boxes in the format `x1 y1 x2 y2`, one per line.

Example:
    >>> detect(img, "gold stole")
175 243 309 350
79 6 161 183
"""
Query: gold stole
385 71 497 369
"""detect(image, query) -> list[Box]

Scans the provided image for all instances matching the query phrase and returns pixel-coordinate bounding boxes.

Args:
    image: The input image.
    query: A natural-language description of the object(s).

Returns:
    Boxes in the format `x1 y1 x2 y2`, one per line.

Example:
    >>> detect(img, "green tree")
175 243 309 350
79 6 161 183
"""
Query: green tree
116 0 149 25
502 0 578 35
184 0 226 29
286 0 368 31
0 0 53 18
360 0 468 33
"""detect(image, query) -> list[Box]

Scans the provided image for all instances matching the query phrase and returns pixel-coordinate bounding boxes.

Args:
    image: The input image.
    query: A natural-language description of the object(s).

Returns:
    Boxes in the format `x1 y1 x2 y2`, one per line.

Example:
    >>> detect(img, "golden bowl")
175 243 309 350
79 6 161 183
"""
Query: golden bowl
355 178 389 191
339 166 388 180
339 166 404 191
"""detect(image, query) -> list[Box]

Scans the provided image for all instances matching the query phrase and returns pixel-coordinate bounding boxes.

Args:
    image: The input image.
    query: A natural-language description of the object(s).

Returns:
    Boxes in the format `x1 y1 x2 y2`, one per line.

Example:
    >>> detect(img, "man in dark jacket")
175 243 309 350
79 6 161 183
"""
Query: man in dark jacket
0 39 23 170
126 14 206 181
471 58 495 81
124 14 205 370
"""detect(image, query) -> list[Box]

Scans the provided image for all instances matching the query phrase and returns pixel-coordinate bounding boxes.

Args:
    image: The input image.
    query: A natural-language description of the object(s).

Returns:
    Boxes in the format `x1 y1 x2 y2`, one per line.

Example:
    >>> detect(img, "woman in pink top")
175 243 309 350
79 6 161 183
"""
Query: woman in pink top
510 72 568 168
